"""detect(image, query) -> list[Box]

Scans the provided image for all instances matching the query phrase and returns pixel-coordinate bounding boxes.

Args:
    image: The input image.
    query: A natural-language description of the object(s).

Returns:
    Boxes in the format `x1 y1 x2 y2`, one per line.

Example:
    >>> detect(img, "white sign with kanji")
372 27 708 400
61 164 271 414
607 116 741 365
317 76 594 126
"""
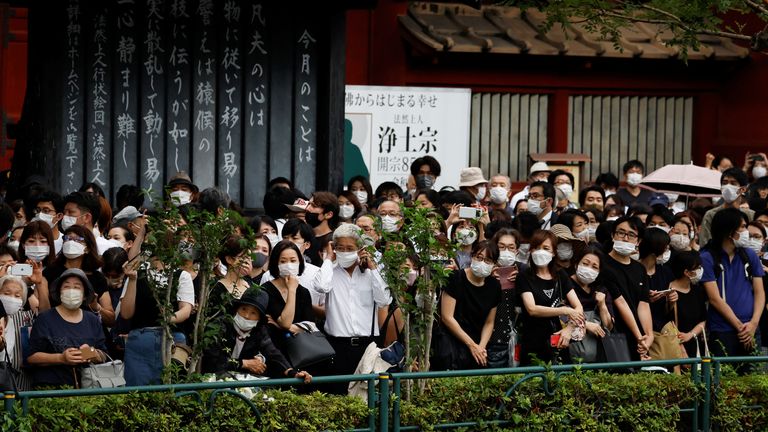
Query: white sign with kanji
344 85 471 192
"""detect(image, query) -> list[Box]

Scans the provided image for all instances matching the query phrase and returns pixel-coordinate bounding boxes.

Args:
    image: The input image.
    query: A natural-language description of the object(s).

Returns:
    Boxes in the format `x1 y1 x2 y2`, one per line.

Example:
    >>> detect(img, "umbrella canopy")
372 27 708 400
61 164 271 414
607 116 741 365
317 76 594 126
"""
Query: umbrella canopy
639 164 722 197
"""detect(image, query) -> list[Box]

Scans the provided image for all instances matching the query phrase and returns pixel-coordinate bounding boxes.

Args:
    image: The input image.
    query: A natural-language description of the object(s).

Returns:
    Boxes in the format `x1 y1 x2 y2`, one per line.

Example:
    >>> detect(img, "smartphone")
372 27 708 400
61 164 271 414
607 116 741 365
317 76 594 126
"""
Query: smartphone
9 263 32 276
79 347 99 361
458 206 482 219
751 155 764 162
655 288 673 295
550 334 561 347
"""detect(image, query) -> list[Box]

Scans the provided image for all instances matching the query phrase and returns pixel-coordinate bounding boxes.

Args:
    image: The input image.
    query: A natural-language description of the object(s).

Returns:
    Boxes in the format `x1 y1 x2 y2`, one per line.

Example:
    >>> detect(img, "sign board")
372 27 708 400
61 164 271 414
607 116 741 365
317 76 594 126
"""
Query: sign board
344 85 471 192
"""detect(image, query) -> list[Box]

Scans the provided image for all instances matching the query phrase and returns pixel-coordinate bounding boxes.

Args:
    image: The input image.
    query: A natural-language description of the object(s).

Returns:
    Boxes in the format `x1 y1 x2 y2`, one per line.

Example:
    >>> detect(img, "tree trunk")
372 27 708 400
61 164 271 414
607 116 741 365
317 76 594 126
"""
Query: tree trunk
417 269 435 394
160 271 176 376
189 269 209 374
404 314 412 401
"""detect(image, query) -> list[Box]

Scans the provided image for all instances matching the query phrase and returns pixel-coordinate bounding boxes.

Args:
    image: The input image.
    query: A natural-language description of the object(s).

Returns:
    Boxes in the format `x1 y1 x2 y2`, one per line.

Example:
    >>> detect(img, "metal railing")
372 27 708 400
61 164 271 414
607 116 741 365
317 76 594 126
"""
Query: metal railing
4 356 768 431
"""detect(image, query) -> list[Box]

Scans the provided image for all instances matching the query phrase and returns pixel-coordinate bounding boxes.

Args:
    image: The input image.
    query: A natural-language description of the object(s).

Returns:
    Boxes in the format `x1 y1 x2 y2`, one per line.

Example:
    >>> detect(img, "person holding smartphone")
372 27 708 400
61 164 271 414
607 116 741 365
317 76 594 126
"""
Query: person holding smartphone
486 228 520 367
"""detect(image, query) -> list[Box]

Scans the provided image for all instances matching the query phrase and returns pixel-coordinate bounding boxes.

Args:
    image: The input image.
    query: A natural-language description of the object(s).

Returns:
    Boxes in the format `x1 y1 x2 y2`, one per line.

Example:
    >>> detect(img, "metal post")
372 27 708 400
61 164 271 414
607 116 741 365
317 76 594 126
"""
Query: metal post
379 374 390 432
691 359 700 432
3 392 15 417
701 357 712 432
367 377 376 432
393 377 401 432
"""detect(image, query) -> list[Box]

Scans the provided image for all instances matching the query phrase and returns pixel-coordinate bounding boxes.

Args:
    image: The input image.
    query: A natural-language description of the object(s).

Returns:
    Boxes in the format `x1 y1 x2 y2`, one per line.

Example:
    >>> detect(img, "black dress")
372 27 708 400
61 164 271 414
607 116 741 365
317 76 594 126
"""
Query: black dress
675 285 708 357
517 270 573 366
262 280 316 354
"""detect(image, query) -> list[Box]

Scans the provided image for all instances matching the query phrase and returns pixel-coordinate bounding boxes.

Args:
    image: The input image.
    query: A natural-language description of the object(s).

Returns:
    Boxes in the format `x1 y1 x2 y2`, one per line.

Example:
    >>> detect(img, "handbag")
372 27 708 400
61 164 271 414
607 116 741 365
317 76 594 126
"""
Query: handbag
602 331 632 363
0 350 20 393
649 303 686 361
569 310 600 363
285 323 335 369
81 353 126 388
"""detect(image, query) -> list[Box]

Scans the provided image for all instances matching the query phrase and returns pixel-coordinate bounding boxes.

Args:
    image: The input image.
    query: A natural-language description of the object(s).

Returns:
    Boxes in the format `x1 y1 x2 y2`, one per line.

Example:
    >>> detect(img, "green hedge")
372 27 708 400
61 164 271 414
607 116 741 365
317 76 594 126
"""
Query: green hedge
3 372 768 431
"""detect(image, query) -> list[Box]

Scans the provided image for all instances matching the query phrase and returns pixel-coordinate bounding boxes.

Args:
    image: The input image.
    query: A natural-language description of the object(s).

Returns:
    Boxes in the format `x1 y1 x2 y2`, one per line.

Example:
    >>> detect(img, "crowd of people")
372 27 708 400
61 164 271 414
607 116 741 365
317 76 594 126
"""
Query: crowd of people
1 150 767 392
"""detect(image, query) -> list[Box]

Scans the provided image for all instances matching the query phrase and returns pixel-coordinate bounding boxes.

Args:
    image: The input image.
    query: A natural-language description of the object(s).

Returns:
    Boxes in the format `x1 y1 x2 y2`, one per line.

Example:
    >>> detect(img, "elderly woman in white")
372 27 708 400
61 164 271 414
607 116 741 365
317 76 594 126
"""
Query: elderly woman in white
0 275 35 390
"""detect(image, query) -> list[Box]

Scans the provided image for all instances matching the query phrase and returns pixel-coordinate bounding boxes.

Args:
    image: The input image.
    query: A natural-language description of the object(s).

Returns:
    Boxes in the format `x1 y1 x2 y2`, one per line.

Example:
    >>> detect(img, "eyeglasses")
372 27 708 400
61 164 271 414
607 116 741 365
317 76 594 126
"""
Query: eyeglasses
65 235 85 243
34 208 56 215
613 229 638 241
527 193 544 200
335 247 359 253
497 244 517 252
472 257 495 265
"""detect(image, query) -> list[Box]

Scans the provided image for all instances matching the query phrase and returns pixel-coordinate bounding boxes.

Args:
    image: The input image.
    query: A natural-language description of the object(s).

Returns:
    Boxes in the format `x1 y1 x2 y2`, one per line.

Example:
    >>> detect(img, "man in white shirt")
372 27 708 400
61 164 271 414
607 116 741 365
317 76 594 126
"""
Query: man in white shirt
62 191 120 255
324 223 391 394
510 161 551 210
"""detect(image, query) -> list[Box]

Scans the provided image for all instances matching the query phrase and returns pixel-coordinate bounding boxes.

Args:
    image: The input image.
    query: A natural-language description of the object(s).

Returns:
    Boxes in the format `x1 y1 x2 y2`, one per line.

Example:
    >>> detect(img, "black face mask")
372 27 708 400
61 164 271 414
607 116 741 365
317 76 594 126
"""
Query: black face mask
252 252 268 269
416 175 435 189
305 211 323 228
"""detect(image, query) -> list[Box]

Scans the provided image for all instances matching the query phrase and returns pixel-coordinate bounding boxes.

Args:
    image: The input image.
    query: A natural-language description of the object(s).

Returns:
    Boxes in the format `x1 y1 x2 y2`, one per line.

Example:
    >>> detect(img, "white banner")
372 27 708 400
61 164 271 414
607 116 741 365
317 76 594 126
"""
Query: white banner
344 85 471 192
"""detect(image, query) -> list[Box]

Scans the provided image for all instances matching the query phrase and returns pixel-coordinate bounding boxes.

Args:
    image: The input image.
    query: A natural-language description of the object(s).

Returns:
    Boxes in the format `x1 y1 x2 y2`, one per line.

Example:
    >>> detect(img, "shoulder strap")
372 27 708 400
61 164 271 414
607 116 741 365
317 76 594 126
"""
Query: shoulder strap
735 247 754 281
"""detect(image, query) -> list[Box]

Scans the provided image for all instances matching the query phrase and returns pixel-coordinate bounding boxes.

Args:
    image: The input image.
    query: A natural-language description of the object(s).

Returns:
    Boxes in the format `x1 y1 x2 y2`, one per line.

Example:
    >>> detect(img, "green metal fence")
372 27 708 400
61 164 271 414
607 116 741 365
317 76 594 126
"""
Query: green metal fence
4 356 768 431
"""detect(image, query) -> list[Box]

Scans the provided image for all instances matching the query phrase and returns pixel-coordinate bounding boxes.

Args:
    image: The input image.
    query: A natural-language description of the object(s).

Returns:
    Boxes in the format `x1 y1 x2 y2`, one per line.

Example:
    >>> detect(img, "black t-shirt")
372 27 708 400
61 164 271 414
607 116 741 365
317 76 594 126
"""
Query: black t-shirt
616 187 653 207
518 270 572 341
602 255 650 336
675 285 707 356
649 264 675 332
442 269 502 343
305 232 333 266
263 280 316 352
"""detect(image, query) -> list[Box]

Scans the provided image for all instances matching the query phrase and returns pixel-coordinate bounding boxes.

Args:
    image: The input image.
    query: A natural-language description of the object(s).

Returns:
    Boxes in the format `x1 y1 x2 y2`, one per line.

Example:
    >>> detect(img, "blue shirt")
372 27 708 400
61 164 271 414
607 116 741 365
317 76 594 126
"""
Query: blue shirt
700 248 765 332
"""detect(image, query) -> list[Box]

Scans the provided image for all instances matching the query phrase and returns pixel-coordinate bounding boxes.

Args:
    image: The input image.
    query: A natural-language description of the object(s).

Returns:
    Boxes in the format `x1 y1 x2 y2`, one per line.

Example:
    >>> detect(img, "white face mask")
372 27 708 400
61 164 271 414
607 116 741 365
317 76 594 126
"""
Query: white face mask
630 252 640 261
25 245 49 262
527 199 544 216
475 186 487 202
671 202 687 214
648 224 671 234
7 240 19 253
381 216 400 233
339 204 355 219
233 313 259 332
721 184 741 204
626 172 643 186
0 295 22 315
335 251 359 268
170 190 192 206
489 186 508 205
734 230 751 248
606 216 619 222
531 249 553 267
556 243 573 260
278 262 300 277
62 240 86 259
656 249 671 265
669 234 691 251
556 184 573 198
576 265 599 285
33 212 56 228
575 229 590 240
456 228 477 246
470 259 493 278
497 250 516 267
516 243 530 264
747 238 764 254
689 267 704 284
352 190 368 204
753 166 767 179
266 233 281 248
664 193 679 202
60 288 84 310
613 240 636 257
60 215 78 231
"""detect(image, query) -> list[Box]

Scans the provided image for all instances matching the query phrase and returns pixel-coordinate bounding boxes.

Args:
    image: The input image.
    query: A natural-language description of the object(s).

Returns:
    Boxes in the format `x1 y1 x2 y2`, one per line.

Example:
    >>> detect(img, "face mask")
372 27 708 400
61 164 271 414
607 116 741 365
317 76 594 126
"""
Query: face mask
381 216 400 233
605 189 616 197
576 265 599 285
689 267 704 284
531 249 553 267
60 288 84 310
626 172 643 186
415 175 435 189
669 234 691 251
475 186 486 202
656 249 671 265
612 240 636 257
630 252 640 261
497 250 516 267
33 213 55 228
747 238 764 254
575 229 590 240
0 295 22 315
557 184 573 198
252 252 268 269
489 186 508 205
721 184 741 204
60 215 78 231
648 224 671 233
516 244 530 264
105 276 124 288
470 259 493 278
734 230 751 248
339 204 355 219
266 233 280 248
352 190 368 204
587 225 598 239
672 202 686 214
665 193 679 202
25 245 49 262
527 199 544 216
305 212 323 228
456 228 477 246
233 313 259 332
7 240 19 253
278 262 300 277
606 216 619 222
753 166 767 179
556 243 573 260
62 240 86 259
335 251 359 268
170 190 192 206
12 219 24 229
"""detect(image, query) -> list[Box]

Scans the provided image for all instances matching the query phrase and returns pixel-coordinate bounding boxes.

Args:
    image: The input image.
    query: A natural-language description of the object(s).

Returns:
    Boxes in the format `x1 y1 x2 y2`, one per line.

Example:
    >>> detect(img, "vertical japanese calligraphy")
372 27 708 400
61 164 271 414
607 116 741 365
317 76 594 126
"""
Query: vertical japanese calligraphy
140 0 167 198
293 24 317 195
63 0 84 193
216 0 242 202
112 0 139 194
191 0 217 190
86 5 112 190
166 0 192 177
